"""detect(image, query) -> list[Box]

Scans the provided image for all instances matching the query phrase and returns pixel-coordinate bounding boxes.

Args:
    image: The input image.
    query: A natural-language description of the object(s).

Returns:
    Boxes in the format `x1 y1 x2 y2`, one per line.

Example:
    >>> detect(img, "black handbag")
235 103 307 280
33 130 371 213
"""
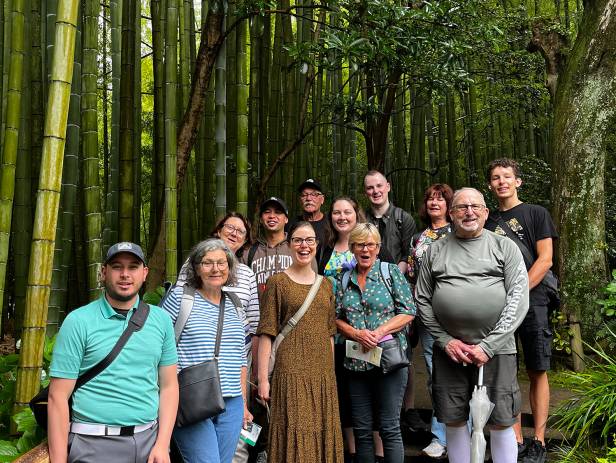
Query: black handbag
29 301 150 429
174 286 226 428
379 337 409 374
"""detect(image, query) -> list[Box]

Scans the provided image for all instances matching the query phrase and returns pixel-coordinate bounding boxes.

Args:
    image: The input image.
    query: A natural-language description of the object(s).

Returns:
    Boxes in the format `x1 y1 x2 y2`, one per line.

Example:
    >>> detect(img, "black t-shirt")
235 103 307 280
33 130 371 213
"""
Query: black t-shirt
485 203 558 306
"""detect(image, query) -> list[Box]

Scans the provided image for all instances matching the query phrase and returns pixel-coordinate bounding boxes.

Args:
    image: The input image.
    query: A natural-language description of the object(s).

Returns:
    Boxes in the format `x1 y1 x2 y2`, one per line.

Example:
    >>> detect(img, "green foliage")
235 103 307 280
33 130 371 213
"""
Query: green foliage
597 439 616 463
552 328 616 455
596 270 616 351
551 309 573 355
143 285 166 306
0 336 55 457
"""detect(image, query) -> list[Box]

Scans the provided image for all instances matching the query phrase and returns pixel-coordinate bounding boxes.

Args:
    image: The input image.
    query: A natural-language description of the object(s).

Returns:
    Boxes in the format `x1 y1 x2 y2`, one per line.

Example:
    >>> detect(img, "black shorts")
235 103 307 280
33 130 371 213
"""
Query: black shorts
517 305 552 371
432 347 521 427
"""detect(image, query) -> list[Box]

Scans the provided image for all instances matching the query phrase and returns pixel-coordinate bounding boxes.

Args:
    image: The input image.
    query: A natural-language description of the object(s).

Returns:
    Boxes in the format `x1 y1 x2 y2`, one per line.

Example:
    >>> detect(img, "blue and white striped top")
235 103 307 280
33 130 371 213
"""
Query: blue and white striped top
162 286 247 397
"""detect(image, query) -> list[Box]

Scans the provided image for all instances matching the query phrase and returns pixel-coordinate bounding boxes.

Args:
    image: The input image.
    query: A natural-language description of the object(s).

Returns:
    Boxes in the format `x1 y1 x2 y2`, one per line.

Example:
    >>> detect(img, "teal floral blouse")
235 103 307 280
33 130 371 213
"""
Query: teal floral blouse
335 259 416 371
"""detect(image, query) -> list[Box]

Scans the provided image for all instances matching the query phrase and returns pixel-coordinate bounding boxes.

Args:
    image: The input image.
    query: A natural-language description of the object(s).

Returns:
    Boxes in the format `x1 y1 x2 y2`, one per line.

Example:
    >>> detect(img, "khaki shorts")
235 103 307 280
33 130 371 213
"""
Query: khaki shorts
432 347 521 427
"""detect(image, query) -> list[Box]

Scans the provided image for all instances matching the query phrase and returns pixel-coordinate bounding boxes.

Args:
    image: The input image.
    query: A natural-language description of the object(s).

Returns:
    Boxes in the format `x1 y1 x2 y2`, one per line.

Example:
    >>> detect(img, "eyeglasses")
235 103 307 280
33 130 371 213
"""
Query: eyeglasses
450 204 485 213
222 223 247 237
290 237 317 246
199 260 229 269
353 242 380 250
300 192 323 199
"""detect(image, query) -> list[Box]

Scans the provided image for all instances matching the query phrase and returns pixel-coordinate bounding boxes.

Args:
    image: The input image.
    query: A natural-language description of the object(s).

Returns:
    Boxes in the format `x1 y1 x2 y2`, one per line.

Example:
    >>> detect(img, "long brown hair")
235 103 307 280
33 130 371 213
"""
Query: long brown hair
418 184 453 225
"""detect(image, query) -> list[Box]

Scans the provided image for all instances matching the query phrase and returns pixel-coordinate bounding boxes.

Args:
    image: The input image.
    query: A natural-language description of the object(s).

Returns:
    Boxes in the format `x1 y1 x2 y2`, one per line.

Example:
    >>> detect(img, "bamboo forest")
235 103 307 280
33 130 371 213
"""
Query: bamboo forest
0 0 615 460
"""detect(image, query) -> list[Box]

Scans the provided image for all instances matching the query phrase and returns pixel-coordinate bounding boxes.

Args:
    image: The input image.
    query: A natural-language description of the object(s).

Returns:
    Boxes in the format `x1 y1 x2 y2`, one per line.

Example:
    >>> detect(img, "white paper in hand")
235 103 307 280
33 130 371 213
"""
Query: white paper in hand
345 340 382 367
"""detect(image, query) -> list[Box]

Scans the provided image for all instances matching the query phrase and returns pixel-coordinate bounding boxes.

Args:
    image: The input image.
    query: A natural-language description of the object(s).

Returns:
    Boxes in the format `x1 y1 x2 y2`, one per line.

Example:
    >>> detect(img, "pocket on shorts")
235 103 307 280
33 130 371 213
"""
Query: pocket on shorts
542 328 553 357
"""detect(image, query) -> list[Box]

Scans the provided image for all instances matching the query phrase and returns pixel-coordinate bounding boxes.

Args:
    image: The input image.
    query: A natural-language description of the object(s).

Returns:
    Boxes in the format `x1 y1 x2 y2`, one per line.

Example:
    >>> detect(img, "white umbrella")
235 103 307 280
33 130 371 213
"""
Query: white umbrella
470 365 495 463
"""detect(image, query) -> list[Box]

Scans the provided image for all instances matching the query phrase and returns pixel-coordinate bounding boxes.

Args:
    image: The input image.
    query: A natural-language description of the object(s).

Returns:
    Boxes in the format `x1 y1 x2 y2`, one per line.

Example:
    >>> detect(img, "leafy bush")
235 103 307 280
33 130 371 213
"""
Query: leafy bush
596 270 616 352
0 336 55 459
553 328 616 455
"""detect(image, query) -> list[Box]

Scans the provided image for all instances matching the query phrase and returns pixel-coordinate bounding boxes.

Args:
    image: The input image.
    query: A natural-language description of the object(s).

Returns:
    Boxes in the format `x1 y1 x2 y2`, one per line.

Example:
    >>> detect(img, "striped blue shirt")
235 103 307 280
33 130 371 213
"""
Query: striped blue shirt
162 286 247 397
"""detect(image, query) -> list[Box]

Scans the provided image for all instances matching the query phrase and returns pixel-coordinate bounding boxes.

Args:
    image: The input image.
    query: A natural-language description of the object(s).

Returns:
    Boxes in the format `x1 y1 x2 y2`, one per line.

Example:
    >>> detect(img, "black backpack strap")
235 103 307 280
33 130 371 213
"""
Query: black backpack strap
493 213 535 267
225 290 242 310
75 300 150 389
246 242 259 268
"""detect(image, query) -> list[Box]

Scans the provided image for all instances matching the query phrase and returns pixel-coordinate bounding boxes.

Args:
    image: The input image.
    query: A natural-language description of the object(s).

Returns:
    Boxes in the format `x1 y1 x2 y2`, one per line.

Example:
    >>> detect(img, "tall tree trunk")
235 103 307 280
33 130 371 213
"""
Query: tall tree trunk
82 0 102 300
14 0 79 412
119 0 136 242
235 14 248 216
13 1 31 336
215 26 227 220
551 0 616 372
164 0 178 282
149 0 165 254
103 0 122 252
0 0 26 332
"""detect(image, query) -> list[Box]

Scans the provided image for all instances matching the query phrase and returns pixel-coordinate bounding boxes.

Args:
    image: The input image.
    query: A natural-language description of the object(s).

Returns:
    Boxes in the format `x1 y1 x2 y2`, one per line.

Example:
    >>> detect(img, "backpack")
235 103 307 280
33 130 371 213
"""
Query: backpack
341 261 394 300
159 282 243 313
246 242 259 269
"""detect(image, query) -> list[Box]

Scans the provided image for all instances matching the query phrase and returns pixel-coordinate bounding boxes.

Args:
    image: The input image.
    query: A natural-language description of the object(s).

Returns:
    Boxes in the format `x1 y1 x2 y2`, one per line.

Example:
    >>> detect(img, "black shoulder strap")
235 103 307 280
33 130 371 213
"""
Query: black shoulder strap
75 300 150 390
246 242 259 268
494 213 535 266
394 206 403 230
225 290 242 309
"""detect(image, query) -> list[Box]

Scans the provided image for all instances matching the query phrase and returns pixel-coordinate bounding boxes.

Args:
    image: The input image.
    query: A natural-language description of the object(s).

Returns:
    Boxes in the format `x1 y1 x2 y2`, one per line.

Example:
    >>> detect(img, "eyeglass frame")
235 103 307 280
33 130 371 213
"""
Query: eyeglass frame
352 242 380 251
222 222 247 237
299 192 323 199
199 260 229 270
290 237 318 246
450 204 486 214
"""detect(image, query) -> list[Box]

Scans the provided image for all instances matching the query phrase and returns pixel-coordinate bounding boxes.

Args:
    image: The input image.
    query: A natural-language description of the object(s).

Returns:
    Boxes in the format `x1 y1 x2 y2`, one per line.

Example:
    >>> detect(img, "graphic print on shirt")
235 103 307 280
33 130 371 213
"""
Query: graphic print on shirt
493 218 525 241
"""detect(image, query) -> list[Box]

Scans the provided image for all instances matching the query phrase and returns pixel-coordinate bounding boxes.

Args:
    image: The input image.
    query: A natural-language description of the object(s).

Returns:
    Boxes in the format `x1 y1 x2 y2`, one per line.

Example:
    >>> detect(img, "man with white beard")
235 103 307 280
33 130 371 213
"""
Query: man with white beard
415 188 529 463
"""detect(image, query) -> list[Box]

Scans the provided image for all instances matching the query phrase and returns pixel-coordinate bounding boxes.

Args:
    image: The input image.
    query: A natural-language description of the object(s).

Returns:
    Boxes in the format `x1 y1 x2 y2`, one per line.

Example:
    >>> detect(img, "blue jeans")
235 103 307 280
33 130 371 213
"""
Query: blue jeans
173 396 244 463
348 367 407 463
419 324 447 446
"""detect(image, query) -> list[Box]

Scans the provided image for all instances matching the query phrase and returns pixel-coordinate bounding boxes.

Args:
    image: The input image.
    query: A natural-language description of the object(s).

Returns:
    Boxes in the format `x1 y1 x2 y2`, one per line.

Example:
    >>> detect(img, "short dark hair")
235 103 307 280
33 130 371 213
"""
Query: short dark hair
418 184 454 225
210 212 252 254
327 196 366 247
486 158 521 182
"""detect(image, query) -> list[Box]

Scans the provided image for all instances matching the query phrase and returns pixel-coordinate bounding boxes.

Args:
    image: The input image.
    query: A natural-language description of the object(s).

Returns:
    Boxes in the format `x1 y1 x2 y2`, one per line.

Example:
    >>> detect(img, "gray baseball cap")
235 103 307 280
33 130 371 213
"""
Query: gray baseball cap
104 242 146 265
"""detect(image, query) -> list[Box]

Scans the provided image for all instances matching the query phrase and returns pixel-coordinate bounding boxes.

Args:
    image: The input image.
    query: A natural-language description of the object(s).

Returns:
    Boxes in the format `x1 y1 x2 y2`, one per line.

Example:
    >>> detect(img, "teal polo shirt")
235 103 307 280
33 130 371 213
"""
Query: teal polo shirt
50 295 177 426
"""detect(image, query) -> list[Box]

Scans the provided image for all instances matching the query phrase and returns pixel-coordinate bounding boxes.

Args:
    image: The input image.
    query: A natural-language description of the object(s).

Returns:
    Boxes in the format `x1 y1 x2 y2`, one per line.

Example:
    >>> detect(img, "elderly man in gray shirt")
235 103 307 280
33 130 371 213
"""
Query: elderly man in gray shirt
415 188 529 463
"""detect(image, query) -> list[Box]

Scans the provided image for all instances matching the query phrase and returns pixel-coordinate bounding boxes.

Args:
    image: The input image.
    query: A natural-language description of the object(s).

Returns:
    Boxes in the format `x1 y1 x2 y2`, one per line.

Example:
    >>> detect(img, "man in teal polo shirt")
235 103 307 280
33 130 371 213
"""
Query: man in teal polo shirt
48 242 178 463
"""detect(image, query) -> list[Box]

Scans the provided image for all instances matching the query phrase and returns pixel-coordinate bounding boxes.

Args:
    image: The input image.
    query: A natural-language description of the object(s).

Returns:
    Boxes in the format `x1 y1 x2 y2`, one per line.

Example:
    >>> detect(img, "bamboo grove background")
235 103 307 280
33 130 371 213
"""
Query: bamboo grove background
0 0 593 410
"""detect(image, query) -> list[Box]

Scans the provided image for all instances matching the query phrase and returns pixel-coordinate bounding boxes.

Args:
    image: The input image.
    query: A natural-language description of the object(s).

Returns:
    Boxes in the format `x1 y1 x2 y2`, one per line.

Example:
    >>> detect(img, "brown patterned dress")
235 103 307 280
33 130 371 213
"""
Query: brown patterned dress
257 272 344 462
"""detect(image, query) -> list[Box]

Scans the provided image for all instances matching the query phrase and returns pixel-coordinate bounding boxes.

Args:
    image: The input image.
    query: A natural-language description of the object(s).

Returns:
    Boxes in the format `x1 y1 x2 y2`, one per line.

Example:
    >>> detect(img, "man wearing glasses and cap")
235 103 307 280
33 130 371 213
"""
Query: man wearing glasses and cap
288 178 331 249
47 242 178 463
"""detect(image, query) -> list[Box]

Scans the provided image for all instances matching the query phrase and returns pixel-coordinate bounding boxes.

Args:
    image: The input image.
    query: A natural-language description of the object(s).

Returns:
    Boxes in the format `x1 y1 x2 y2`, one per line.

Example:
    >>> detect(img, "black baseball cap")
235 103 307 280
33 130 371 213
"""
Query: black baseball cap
260 197 289 216
105 242 147 265
297 178 323 193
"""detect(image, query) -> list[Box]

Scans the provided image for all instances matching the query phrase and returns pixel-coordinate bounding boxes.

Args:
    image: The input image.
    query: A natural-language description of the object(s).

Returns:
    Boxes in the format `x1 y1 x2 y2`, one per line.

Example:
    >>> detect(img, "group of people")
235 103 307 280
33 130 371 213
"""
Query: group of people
46 158 557 463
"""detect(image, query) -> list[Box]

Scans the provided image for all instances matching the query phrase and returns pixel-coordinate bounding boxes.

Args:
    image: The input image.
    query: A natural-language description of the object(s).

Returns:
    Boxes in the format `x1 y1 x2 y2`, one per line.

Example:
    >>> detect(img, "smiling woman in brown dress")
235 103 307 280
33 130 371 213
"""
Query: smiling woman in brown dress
257 221 344 462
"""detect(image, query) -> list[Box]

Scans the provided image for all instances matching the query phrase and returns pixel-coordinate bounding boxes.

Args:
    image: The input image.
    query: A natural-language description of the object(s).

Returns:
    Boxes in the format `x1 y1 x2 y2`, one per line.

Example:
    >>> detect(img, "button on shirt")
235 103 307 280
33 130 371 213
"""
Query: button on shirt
335 260 416 371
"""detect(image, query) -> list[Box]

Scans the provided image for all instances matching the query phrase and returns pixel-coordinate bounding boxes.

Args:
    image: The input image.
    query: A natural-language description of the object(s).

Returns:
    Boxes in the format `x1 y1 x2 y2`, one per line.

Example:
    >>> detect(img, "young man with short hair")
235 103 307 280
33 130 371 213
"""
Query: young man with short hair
243 197 294 294
485 159 558 463
364 170 416 273
48 242 178 463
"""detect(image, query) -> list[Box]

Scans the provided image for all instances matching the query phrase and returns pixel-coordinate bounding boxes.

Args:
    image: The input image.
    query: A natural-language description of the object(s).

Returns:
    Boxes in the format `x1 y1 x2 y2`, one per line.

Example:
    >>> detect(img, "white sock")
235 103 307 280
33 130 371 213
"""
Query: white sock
446 425 471 463
490 427 517 463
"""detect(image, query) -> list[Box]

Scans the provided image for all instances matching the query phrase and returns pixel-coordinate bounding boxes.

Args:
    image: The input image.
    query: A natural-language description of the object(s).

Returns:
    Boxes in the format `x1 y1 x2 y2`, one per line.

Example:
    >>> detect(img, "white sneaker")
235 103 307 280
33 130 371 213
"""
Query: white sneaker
422 440 447 458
